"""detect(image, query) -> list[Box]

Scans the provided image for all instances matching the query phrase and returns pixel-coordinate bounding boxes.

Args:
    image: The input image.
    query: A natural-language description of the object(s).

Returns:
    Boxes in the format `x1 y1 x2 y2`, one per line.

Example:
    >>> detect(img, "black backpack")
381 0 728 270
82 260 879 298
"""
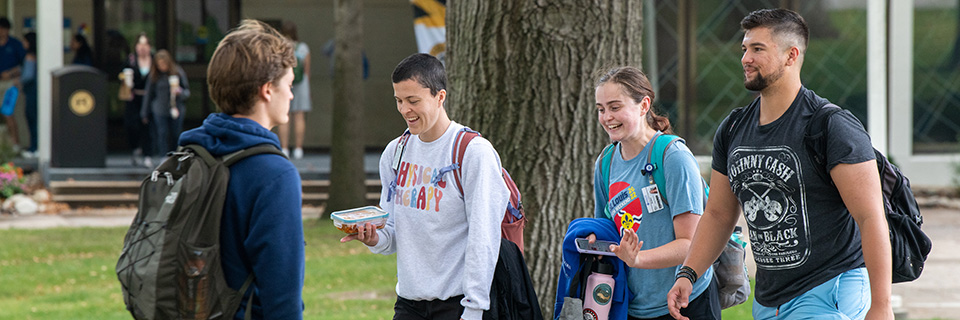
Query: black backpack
116 144 285 319
804 104 932 283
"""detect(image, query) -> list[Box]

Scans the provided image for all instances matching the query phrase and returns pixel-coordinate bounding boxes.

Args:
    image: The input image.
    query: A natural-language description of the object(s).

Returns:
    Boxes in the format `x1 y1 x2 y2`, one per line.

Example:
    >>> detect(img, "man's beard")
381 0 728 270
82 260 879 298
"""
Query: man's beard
744 67 783 91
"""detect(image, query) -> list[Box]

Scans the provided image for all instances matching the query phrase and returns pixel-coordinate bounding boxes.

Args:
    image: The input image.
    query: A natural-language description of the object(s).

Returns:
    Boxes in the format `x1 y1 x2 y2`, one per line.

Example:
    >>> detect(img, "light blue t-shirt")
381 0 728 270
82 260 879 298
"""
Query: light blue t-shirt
592 133 714 318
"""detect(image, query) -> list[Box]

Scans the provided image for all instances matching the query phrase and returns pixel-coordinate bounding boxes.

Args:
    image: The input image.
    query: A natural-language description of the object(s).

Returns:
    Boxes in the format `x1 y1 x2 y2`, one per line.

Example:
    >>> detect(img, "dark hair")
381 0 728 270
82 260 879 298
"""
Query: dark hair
0 17 10 29
207 19 295 115
597 66 673 134
281 21 298 42
72 34 95 65
24 32 36 55
740 8 809 53
391 53 446 96
73 34 93 54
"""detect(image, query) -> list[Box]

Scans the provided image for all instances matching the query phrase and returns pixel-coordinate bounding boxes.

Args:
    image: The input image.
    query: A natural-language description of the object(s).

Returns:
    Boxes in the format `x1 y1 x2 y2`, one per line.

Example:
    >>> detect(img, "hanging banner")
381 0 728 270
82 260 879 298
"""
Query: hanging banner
411 0 446 63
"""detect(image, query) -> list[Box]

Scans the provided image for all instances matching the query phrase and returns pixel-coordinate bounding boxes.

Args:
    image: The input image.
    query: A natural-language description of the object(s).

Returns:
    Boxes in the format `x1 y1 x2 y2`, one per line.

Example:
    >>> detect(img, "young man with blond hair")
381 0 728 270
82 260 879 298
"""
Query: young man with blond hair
177 19 304 319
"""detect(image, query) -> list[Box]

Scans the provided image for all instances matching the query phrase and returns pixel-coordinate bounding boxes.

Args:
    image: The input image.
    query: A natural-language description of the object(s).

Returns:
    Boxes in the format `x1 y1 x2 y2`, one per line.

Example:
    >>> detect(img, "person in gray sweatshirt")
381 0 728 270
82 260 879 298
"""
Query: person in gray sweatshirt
341 53 509 320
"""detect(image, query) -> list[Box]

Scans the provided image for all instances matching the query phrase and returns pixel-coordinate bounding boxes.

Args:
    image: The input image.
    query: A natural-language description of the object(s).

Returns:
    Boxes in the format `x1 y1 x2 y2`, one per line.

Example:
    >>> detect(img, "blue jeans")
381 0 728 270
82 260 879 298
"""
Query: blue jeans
151 109 184 157
753 267 870 320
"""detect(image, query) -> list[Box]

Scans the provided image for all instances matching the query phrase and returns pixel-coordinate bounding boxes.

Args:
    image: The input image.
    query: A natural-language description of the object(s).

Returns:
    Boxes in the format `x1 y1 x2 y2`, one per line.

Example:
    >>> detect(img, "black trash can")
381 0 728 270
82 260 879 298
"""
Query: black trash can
51 65 107 168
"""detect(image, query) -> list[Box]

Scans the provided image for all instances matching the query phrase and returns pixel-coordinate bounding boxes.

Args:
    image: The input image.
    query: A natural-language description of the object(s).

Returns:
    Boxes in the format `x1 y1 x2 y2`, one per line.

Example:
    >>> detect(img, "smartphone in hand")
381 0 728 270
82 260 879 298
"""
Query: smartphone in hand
575 237 618 256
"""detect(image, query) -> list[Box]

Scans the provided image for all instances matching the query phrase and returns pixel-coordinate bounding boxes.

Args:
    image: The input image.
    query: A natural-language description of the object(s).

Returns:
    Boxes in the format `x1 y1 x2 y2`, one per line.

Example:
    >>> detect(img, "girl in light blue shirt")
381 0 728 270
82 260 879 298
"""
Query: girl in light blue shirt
590 66 720 320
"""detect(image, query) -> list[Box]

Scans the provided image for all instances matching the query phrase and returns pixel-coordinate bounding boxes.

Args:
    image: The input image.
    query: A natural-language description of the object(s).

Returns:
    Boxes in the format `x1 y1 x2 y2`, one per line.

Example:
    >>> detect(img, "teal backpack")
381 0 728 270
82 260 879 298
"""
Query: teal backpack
597 134 708 219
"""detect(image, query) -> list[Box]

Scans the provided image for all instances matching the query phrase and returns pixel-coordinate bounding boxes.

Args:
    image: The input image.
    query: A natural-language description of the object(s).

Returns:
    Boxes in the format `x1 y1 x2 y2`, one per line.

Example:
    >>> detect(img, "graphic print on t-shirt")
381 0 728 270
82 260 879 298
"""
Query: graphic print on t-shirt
608 181 643 236
728 147 811 270
392 160 445 212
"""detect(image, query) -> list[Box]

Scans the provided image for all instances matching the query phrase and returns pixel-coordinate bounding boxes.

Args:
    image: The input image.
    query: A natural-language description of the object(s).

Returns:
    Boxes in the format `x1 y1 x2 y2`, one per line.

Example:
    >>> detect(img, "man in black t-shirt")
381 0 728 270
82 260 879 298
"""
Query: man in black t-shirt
666 8 893 320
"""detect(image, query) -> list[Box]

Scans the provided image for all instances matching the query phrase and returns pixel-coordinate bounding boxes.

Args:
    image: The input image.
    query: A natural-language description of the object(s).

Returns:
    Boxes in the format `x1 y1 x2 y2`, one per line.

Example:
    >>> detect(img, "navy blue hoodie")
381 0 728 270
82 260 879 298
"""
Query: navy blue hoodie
179 113 305 319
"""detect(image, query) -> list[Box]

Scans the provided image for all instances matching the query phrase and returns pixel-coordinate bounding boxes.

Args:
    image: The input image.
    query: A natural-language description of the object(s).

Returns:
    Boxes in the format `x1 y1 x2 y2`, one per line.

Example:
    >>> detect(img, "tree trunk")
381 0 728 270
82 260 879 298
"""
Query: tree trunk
329 0 367 212
447 1 643 317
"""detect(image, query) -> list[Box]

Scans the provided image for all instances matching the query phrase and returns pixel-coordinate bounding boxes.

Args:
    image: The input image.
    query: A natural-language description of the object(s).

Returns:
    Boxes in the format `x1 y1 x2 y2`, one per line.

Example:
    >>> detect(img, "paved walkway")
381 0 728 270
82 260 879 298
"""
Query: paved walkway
890 207 960 320
0 205 956 319
735 207 958 320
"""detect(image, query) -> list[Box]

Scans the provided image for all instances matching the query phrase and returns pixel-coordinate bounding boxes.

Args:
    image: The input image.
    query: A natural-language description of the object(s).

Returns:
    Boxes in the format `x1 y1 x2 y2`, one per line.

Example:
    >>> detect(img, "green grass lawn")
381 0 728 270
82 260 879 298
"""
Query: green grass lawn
0 219 756 319
0 219 399 320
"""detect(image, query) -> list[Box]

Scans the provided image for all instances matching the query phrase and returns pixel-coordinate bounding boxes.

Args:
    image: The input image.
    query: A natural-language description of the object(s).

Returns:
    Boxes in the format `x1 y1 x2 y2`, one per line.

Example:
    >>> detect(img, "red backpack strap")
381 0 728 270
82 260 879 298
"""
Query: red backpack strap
501 169 523 222
452 128 480 196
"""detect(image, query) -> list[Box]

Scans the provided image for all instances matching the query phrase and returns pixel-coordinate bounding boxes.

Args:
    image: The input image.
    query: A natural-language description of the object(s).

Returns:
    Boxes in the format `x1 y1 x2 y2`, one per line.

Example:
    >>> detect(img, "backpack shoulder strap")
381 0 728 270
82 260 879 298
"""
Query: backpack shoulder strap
646 134 684 206
723 105 750 145
180 144 286 168
392 130 412 171
222 144 287 166
386 130 412 202
804 103 844 182
181 144 218 166
598 142 618 219
452 127 481 196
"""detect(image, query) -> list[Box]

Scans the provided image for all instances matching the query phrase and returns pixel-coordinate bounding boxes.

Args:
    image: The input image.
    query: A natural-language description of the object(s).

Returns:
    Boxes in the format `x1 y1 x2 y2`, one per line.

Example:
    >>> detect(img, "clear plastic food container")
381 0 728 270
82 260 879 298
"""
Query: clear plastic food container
330 206 388 234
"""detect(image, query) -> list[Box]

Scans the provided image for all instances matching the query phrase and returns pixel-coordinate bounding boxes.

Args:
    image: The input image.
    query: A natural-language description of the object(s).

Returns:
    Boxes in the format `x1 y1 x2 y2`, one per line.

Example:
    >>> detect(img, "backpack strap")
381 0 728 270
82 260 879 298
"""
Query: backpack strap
239 274 255 320
181 144 219 167
223 144 287 166
598 143 618 219
448 128 524 223
451 128 481 197
180 144 286 168
386 130 412 202
645 134 683 207
803 103 845 183
723 106 749 148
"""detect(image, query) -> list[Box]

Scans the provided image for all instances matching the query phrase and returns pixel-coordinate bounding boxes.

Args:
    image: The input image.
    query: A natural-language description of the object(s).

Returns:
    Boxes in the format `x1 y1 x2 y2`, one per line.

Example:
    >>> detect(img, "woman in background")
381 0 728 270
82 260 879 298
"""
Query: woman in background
277 20 312 159
122 33 153 167
20 32 36 157
141 49 188 161
70 34 94 66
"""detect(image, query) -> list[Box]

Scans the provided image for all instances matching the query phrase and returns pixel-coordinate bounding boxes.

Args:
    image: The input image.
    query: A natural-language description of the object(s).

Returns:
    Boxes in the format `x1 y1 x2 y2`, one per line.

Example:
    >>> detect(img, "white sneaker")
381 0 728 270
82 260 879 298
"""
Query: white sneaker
293 148 303 160
282 148 290 157
131 148 143 166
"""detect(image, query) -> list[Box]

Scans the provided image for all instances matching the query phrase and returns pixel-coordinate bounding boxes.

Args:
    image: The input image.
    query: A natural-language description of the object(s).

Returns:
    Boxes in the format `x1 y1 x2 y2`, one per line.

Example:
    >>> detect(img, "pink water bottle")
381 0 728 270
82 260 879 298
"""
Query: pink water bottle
583 262 615 320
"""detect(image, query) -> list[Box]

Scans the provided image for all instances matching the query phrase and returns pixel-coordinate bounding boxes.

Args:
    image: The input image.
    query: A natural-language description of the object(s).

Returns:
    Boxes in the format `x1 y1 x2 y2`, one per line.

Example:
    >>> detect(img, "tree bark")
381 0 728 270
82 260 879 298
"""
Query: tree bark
447 1 643 316
329 0 367 212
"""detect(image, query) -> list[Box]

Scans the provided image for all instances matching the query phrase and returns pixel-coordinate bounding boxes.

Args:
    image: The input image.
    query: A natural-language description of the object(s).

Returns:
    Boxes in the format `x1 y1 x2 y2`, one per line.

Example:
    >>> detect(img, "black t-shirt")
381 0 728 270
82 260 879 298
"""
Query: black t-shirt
712 87 876 307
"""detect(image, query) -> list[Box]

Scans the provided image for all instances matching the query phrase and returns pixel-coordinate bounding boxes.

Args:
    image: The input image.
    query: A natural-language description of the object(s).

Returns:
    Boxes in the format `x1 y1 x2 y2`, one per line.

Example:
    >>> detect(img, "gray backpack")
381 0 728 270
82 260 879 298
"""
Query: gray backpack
116 144 285 320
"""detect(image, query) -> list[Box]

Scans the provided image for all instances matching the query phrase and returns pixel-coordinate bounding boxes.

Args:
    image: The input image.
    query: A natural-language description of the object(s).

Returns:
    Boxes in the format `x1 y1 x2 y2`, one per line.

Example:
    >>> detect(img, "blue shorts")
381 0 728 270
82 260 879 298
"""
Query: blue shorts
753 267 870 320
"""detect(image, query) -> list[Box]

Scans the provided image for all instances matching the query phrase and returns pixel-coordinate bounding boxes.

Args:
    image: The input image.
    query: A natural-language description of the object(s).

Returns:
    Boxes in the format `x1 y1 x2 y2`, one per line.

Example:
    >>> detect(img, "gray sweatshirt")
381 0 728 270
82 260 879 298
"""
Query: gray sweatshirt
371 122 509 320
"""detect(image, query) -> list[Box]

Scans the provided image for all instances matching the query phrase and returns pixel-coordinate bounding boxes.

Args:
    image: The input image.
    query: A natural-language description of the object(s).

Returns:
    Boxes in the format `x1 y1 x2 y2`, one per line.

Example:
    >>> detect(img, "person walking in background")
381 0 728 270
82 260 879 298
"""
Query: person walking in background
177 19 304 319
141 49 189 162
20 32 36 157
277 20 311 159
589 66 720 320
0 17 25 150
70 34 94 66
667 8 892 320
121 33 153 167
341 53 508 320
